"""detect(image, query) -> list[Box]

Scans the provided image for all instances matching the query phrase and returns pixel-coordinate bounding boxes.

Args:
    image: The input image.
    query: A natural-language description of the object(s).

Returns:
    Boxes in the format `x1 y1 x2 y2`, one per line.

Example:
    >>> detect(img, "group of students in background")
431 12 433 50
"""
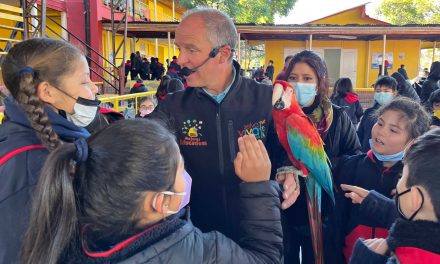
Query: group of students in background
1 11 440 263
124 52 166 82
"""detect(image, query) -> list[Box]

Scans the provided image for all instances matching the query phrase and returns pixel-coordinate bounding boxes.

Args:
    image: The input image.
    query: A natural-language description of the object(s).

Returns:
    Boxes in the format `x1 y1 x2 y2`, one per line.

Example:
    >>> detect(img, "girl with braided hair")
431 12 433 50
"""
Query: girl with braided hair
0 38 98 263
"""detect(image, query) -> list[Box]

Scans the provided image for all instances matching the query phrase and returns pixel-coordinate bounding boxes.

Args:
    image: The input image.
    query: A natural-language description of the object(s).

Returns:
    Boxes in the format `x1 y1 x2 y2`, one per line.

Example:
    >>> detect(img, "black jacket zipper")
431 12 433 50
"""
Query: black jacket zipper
228 120 236 163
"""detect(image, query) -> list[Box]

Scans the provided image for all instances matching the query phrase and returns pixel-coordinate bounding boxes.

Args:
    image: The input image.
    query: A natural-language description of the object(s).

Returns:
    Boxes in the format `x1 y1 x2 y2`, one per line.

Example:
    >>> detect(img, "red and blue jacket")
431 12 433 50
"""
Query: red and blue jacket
350 218 440 264
0 97 89 263
332 150 403 263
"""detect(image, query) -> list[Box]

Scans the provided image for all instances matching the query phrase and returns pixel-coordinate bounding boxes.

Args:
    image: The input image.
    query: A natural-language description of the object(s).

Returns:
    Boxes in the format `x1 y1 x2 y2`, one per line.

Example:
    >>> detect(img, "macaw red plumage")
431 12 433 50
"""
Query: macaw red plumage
272 80 334 264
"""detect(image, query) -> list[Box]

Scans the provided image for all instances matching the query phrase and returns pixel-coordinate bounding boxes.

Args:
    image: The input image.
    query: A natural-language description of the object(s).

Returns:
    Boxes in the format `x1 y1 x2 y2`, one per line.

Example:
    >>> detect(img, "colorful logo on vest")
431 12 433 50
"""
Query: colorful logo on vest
238 119 267 140
180 119 208 147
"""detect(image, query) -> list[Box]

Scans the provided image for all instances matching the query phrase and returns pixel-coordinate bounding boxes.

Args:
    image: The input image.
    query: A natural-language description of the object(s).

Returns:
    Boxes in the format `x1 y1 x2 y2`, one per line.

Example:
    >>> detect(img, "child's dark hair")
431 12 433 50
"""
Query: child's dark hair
283 50 330 102
333 77 353 98
374 75 397 91
1 38 83 151
284 55 294 63
404 128 440 220
21 119 180 264
375 97 430 141
429 89 440 107
155 75 171 98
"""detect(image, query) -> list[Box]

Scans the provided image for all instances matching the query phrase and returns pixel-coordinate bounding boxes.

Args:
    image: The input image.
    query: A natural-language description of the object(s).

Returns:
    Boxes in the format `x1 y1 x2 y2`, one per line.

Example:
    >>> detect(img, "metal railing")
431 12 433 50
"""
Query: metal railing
99 91 156 113
0 3 25 63
98 87 377 115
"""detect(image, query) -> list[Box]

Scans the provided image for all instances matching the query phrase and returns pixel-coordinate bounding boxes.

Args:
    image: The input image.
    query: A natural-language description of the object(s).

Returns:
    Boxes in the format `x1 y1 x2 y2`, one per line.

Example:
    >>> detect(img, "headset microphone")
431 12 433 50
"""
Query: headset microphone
181 46 222 77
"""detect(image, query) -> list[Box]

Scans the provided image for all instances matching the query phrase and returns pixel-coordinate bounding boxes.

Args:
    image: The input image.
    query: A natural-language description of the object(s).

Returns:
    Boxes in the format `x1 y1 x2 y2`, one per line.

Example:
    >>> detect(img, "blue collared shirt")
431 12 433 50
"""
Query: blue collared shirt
203 67 236 103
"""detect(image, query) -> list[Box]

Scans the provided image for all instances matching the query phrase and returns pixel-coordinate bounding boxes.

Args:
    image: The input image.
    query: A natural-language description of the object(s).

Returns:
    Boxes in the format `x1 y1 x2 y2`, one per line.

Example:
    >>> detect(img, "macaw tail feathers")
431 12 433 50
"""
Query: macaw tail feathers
306 180 324 264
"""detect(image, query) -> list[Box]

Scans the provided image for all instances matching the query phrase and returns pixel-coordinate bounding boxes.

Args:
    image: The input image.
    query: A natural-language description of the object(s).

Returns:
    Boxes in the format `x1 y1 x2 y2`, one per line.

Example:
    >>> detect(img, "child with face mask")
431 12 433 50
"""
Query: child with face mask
21 119 283 264
332 97 430 263
136 96 157 118
345 128 440 264
0 38 96 263
429 89 440 128
357 76 398 152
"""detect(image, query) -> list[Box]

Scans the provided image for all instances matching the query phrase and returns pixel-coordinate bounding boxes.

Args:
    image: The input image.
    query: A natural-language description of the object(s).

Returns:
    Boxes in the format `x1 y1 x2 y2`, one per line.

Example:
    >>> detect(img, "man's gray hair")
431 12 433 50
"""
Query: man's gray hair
182 8 237 55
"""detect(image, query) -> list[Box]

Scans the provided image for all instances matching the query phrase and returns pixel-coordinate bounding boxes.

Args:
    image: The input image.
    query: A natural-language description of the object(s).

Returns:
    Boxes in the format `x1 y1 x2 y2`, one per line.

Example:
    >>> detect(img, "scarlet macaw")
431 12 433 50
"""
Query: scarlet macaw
272 80 334 264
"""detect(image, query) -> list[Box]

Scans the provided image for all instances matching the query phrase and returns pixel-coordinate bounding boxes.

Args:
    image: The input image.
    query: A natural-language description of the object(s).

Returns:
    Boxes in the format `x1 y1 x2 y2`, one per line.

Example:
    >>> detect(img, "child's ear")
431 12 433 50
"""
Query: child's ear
410 187 423 212
37 81 56 104
152 193 169 214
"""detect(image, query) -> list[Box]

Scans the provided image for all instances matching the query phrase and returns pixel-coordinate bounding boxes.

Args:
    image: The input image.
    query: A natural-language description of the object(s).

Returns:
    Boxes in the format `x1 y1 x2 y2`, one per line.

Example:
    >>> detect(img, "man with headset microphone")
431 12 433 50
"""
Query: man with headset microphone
154 7 298 244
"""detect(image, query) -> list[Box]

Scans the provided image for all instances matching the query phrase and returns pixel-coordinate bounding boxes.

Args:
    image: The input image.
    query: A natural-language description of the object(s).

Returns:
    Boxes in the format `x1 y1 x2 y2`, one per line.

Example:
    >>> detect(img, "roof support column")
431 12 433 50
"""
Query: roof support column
244 39 247 72
366 40 371 87
172 0 175 21
154 0 158 57
154 0 157 21
382 34 386 76
309 34 313 50
433 41 437 63
41 0 46 37
237 33 241 66
61 11 68 39
168 31 171 62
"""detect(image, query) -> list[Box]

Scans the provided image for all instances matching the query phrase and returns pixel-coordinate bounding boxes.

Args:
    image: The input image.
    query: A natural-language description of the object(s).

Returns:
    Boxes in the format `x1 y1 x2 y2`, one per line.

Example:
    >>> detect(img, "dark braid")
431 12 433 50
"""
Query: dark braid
1 38 83 151
17 72 60 151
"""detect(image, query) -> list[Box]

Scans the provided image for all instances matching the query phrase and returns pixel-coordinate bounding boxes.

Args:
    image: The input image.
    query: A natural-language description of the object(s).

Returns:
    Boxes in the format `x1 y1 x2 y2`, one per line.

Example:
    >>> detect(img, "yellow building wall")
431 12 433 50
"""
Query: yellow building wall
421 41 437 49
0 19 21 50
309 7 378 25
366 39 420 86
265 39 420 88
0 3 23 50
147 0 182 21
44 11 63 40
263 40 306 76
0 7 63 50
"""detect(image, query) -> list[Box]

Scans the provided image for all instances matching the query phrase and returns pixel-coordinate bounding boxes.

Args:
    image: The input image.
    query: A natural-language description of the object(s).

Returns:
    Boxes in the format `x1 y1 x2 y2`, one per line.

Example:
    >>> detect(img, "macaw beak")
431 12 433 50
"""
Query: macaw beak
272 84 285 110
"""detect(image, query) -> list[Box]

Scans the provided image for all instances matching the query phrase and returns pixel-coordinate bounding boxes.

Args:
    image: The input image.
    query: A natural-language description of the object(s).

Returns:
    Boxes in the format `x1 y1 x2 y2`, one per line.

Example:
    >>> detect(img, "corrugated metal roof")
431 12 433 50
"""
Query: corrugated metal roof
101 21 440 41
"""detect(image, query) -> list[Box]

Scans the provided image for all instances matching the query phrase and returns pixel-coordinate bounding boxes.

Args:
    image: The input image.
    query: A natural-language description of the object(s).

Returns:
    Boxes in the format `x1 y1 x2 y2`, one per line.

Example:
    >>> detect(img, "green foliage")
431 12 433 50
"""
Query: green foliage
376 0 440 25
177 0 297 24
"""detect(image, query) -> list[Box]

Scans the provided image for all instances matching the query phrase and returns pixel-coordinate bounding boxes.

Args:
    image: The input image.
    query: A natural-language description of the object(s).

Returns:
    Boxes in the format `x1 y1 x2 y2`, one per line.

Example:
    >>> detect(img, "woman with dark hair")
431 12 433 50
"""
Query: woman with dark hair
278 50 361 264
21 119 283 264
330 77 363 125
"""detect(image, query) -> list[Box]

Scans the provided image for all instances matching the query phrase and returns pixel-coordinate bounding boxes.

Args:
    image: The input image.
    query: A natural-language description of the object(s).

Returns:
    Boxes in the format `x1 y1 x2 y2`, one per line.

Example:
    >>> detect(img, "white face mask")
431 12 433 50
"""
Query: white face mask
66 97 100 127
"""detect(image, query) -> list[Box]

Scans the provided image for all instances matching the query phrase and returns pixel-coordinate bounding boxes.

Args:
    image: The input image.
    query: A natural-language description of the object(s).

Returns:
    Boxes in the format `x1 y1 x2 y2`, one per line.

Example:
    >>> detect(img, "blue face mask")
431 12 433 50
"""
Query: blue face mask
374 92 394 106
369 139 405 162
290 82 317 107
